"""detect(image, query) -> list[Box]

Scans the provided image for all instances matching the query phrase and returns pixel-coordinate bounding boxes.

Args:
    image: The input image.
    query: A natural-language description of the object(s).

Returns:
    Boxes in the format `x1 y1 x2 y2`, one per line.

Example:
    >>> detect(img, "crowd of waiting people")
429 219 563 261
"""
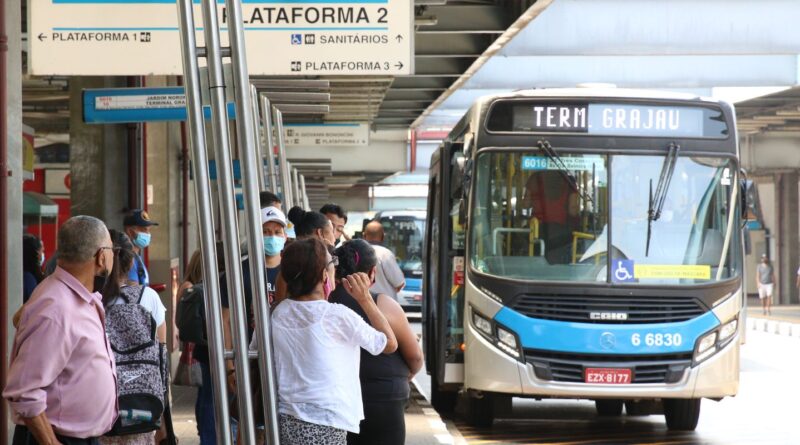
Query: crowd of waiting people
6 192 420 445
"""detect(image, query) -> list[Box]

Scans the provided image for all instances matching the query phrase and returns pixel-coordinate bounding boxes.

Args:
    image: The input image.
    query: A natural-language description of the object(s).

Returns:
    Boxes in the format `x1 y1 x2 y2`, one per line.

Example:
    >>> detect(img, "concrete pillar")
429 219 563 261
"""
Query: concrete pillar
4 0 23 440
775 171 799 305
68 76 130 228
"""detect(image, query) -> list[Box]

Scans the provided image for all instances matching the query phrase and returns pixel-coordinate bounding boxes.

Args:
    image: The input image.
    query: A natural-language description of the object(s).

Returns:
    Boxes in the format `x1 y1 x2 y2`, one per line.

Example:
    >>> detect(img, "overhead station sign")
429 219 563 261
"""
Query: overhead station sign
30 0 413 76
285 123 369 147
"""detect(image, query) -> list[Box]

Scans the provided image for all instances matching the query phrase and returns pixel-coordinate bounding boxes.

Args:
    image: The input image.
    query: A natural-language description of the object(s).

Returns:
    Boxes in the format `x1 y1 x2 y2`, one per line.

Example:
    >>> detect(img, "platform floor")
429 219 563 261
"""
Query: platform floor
170 384 458 445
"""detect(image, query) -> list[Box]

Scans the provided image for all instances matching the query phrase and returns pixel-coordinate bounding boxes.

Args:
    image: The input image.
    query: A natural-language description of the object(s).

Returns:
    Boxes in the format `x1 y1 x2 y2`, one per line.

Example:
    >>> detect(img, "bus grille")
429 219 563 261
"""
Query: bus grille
510 295 707 324
525 350 693 384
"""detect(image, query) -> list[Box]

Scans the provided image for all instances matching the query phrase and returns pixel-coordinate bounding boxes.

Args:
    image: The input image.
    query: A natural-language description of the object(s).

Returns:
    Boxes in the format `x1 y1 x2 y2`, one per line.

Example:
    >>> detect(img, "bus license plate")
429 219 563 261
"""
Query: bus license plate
585 368 632 384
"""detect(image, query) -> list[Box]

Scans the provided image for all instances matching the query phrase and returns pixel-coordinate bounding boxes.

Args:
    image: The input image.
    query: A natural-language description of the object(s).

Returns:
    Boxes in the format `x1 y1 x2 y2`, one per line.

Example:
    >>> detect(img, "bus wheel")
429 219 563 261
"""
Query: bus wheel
663 398 701 431
467 393 495 428
595 399 623 416
431 378 457 413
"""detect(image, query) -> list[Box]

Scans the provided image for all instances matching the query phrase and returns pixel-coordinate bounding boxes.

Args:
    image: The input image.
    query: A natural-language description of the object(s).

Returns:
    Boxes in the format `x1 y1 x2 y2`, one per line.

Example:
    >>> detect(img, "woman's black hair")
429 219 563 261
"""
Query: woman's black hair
101 229 136 306
22 233 44 284
287 206 330 238
334 239 377 280
281 238 329 298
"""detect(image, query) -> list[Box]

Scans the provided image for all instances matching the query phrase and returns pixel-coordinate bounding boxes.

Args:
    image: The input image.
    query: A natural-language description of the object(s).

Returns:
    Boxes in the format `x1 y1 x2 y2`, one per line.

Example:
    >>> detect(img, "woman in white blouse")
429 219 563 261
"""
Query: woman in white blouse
272 238 398 445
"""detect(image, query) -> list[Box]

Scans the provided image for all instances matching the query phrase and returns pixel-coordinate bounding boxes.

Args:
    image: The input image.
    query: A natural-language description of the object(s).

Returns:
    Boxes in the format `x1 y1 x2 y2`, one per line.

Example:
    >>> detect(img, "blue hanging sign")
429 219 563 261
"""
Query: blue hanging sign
83 87 236 123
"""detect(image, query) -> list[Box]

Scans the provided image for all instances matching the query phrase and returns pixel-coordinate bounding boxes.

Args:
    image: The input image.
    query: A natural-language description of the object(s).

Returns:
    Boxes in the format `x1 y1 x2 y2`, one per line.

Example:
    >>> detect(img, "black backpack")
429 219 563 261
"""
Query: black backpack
105 285 168 436
176 283 207 345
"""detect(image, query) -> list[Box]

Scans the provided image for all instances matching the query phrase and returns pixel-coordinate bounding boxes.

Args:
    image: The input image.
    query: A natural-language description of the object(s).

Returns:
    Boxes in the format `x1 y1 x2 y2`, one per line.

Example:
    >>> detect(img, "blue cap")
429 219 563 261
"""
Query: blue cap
123 209 159 227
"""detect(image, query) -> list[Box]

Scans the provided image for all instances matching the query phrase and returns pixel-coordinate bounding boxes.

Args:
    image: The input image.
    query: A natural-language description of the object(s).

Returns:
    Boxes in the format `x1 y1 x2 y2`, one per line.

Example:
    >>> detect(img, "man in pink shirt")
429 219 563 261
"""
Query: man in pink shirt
4 216 119 445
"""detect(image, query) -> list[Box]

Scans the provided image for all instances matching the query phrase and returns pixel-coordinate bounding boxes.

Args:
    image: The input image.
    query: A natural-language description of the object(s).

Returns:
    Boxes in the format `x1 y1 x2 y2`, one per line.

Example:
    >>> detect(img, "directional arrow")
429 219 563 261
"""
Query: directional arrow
395 62 404 70
38 33 47 42
395 34 403 43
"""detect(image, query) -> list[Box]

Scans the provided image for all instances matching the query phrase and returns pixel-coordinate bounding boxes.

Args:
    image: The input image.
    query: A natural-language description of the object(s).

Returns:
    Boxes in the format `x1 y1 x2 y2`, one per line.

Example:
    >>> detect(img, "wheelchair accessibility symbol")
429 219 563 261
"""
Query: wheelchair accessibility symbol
613 260 635 283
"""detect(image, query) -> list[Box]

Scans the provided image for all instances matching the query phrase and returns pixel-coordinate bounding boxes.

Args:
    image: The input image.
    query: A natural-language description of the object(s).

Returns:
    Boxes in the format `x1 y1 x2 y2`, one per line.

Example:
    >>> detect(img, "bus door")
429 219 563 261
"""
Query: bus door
425 140 468 410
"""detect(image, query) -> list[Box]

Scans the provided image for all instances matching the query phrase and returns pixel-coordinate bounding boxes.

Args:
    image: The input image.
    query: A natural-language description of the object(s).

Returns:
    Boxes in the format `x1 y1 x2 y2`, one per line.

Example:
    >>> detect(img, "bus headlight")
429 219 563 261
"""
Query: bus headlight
718 319 738 342
497 327 518 349
694 317 739 365
473 311 493 337
695 331 718 363
471 307 523 360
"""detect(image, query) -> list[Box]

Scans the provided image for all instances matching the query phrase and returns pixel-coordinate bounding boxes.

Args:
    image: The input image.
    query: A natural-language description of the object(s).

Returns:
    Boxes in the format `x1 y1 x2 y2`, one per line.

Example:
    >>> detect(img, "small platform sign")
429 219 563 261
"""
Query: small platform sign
30 0 414 76
285 123 369 147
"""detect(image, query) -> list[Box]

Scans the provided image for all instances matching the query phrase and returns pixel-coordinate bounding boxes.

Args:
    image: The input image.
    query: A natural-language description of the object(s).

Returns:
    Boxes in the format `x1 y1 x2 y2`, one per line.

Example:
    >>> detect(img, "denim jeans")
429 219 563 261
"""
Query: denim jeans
195 361 217 445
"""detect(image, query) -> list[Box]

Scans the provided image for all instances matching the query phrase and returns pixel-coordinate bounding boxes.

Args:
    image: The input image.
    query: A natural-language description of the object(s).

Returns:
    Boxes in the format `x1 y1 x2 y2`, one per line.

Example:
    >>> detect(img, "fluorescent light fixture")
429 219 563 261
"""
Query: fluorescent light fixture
415 15 438 26
273 104 330 114
262 92 330 103
252 79 330 89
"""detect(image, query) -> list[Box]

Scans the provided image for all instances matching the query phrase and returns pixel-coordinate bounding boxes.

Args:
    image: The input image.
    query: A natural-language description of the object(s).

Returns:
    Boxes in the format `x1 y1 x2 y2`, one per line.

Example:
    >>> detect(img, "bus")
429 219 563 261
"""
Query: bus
374 210 426 310
423 89 745 431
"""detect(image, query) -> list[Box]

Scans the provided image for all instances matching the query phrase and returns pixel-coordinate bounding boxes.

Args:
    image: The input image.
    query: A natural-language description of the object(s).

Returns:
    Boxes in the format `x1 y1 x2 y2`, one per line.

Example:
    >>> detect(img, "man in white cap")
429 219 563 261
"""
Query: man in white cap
261 206 288 303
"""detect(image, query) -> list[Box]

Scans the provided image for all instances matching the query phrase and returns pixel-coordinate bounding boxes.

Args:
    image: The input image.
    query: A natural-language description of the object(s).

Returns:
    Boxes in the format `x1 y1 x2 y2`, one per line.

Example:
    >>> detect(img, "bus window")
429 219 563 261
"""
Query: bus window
609 156 742 284
470 151 608 282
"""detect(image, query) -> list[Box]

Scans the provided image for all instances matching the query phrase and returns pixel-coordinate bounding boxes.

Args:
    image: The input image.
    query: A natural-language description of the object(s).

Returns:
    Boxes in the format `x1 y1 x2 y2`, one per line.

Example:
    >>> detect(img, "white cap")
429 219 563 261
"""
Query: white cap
261 206 287 227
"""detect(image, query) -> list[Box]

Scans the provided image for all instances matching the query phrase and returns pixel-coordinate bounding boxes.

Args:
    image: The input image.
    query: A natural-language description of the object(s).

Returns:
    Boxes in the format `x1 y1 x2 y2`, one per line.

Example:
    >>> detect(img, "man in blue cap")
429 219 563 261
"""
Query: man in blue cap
123 209 158 286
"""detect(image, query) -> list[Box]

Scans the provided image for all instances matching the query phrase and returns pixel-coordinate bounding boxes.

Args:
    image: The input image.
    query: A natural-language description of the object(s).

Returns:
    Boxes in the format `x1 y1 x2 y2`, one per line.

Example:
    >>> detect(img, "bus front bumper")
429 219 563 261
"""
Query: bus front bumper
465 319 739 400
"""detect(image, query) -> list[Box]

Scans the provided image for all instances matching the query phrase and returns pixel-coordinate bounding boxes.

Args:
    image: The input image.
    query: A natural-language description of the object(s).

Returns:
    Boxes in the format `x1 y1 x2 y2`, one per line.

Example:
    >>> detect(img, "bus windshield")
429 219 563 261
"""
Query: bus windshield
470 150 741 285
379 214 426 280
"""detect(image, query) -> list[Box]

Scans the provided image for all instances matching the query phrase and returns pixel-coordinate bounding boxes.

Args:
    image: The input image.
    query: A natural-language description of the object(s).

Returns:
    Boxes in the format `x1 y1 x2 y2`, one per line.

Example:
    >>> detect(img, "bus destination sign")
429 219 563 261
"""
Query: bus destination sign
498 102 729 138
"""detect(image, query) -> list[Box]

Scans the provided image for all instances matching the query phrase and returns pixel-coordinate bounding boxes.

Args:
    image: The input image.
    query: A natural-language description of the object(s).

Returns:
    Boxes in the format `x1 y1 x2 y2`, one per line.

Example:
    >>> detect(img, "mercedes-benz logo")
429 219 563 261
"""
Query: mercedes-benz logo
600 332 616 350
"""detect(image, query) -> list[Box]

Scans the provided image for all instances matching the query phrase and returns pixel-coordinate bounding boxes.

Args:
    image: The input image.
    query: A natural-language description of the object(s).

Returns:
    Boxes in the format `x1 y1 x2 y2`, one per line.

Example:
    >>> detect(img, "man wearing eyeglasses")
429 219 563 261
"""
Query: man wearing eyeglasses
4 216 118 445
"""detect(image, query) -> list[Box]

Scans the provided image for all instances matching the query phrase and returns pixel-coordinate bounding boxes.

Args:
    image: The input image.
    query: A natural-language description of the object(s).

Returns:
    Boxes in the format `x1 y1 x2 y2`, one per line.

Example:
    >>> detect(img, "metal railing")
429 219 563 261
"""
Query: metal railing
176 0 287 443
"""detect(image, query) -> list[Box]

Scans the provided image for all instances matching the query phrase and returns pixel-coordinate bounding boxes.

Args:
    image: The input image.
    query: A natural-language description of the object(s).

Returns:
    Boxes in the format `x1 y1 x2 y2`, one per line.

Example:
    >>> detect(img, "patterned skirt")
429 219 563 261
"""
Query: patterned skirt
279 414 347 445
99 432 155 445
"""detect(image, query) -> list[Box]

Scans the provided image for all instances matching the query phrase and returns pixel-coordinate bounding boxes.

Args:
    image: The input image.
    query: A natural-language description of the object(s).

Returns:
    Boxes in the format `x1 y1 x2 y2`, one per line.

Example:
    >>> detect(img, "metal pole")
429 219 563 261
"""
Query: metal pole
292 167 302 208
0 0 9 435
224 0 281 439
273 109 293 206
175 1 231 443
299 174 310 210
198 0 257 442
260 95 279 193
250 84 267 190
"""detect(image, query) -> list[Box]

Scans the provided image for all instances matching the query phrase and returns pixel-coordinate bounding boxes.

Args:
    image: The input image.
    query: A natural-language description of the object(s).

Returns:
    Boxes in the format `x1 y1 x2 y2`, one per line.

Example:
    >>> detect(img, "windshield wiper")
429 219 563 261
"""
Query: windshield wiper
646 142 680 256
537 139 594 205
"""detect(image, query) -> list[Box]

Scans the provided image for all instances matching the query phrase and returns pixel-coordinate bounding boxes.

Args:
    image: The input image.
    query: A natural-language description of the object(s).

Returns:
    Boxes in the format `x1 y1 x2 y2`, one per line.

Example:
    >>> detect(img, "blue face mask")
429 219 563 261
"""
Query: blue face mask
263 235 286 257
40 252 45 266
133 232 152 249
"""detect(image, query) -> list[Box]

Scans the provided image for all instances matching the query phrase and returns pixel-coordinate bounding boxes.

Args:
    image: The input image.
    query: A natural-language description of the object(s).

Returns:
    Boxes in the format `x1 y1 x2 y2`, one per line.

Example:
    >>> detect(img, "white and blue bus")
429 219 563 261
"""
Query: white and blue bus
374 210 426 310
423 89 745 431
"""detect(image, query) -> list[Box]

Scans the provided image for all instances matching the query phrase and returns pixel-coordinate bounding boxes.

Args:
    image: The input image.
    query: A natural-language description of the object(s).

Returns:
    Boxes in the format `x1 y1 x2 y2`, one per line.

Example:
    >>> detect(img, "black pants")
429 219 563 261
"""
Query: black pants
347 399 406 445
12 425 100 445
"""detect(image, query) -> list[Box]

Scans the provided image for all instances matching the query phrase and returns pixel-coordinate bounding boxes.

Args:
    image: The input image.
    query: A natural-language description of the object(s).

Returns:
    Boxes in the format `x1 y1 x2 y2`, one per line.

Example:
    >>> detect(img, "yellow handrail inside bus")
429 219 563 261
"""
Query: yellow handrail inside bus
529 217 540 256
572 231 597 264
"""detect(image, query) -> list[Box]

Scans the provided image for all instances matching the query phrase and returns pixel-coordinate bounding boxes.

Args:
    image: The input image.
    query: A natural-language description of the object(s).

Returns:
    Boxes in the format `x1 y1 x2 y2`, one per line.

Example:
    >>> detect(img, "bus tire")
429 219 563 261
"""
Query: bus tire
595 399 623 417
663 398 701 431
467 393 495 428
431 378 457 413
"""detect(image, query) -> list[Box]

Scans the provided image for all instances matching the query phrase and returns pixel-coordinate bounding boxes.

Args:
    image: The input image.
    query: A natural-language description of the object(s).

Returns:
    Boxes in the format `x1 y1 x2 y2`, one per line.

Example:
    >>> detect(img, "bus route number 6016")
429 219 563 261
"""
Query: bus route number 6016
631 333 683 347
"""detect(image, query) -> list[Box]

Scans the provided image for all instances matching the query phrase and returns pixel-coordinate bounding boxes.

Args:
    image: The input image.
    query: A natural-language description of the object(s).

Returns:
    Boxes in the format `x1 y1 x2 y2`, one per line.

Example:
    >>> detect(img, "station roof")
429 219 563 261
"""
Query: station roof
415 0 800 130
735 86 800 135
